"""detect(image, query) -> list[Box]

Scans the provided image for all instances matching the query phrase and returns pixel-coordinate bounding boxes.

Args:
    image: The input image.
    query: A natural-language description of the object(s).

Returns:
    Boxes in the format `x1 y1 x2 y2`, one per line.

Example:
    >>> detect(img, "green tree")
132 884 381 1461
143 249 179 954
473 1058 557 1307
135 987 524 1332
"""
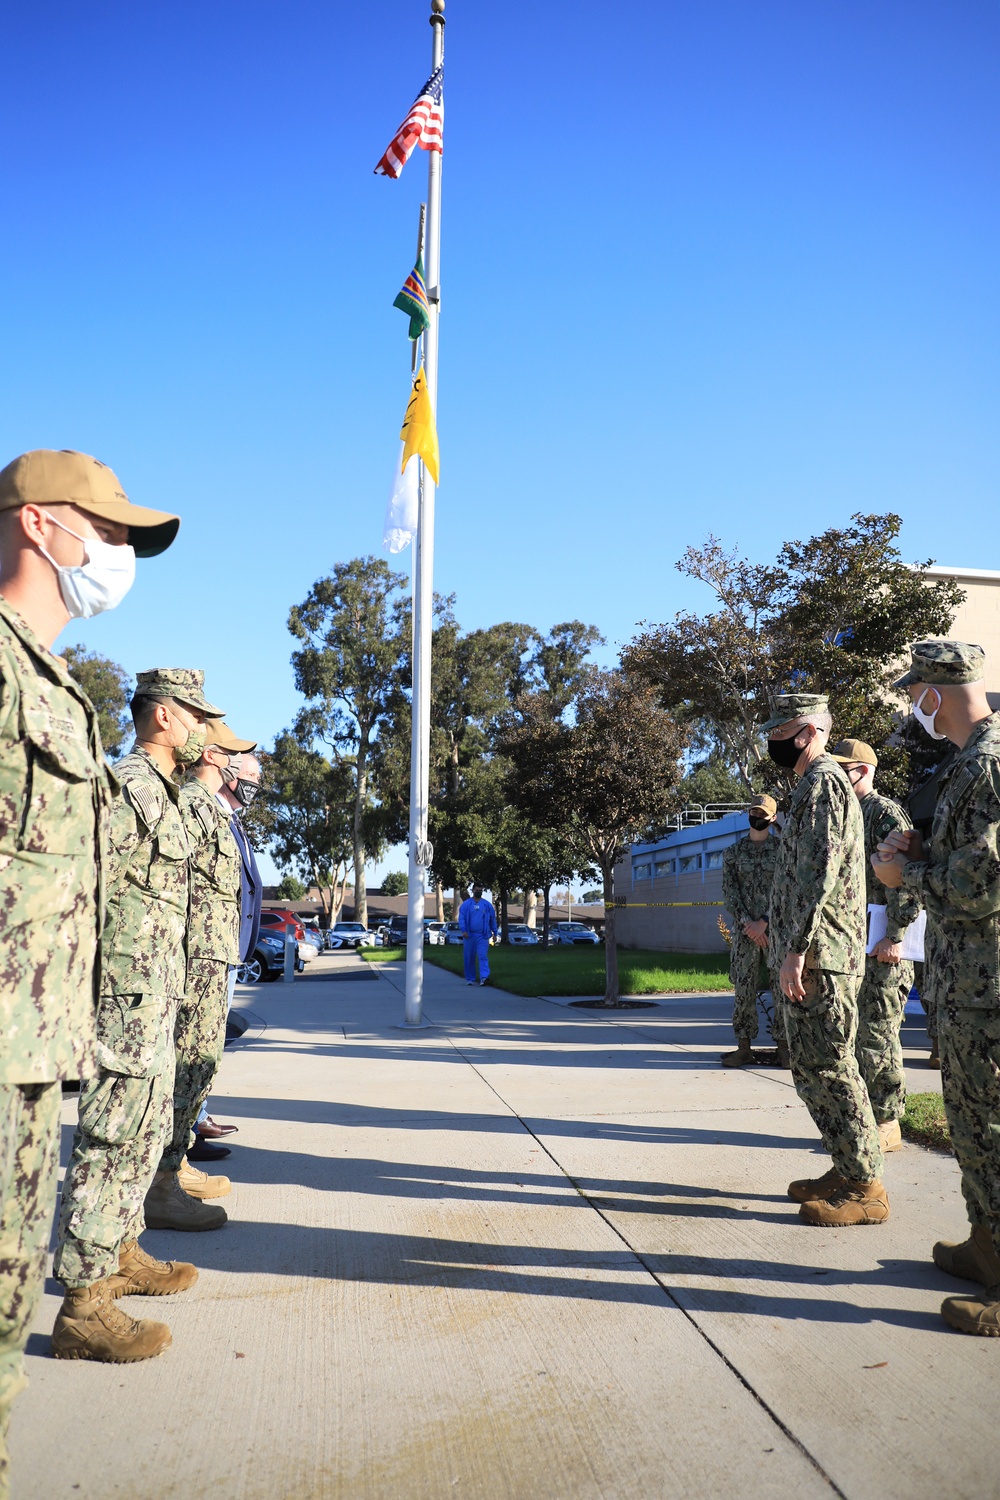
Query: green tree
276 874 307 901
623 515 963 801
381 870 408 896
289 556 409 928
580 890 603 904
502 671 686 1003
263 731 355 925
63 645 132 758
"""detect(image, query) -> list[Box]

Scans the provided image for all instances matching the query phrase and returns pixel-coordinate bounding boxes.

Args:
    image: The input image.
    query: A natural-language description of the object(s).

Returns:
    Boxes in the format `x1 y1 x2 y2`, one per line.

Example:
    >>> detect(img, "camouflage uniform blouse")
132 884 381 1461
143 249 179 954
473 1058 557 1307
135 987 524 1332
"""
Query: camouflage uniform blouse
768 753 866 974
100 746 189 1003
860 791 922 944
902 713 1000 1011
0 597 112 1083
180 778 240 964
722 834 779 929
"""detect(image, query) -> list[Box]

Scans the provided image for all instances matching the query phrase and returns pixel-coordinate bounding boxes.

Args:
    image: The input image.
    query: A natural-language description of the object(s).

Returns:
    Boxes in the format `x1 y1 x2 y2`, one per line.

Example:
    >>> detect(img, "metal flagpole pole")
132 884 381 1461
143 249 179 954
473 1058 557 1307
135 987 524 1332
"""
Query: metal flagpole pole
402 0 445 1027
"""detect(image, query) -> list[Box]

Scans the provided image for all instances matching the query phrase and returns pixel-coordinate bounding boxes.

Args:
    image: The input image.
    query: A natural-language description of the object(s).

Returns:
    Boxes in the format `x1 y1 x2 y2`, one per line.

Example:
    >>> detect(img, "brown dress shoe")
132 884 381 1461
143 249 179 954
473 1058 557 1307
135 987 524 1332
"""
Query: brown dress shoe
107 1239 199 1298
799 1179 890 1226
934 1225 1000 1286
787 1167 844 1203
178 1157 231 1199
720 1038 754 1068
941 1287 1000 1336
52 1281 172 1362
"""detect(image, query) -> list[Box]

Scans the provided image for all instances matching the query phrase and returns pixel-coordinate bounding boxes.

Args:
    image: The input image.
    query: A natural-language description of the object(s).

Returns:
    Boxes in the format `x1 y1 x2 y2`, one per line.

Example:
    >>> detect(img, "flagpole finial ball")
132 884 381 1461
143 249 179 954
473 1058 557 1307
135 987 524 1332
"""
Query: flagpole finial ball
430 0 445 13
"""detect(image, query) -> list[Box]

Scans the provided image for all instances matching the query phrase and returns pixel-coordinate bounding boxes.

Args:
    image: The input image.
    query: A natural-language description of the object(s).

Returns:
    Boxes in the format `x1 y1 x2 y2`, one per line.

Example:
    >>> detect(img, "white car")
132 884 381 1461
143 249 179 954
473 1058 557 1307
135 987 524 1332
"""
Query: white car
505 923 539 945
548 921 601 946
424 921 446 945
327 921 379 950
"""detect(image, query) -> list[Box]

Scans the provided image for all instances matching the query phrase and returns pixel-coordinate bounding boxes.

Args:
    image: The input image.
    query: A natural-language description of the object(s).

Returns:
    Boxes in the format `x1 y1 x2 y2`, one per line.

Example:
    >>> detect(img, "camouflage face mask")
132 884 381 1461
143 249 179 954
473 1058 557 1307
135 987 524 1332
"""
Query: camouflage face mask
173 726 207 766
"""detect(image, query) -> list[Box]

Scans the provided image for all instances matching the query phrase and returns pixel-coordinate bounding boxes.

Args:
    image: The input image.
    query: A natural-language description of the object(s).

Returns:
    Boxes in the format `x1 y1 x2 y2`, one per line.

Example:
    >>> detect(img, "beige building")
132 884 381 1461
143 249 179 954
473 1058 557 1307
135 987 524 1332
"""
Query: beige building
923 566 1000 704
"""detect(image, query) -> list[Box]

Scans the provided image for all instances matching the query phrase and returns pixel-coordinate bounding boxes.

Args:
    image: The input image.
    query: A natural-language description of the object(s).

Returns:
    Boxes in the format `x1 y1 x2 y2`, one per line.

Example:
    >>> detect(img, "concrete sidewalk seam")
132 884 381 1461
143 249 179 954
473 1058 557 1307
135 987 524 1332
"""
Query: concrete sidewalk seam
441 1028 847 1500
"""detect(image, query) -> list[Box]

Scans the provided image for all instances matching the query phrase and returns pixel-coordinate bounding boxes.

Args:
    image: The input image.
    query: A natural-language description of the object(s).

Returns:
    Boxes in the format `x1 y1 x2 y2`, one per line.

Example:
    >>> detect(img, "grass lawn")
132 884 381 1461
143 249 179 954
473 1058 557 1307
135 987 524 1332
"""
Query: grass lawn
360 942 731 997
901 1091 952 1152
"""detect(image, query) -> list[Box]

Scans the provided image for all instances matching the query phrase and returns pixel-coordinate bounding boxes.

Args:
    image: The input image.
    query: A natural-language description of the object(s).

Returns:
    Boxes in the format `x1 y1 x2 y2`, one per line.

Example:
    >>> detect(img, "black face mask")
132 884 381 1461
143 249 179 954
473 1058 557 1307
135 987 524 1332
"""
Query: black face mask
748 815 772 831
767 734 803 770
230 778 259 809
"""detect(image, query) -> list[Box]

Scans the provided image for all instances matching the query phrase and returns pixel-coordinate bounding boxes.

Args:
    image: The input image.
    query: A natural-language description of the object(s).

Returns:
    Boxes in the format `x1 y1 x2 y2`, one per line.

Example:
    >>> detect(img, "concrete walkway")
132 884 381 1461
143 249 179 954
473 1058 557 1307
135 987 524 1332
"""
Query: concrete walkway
12 954 998 1500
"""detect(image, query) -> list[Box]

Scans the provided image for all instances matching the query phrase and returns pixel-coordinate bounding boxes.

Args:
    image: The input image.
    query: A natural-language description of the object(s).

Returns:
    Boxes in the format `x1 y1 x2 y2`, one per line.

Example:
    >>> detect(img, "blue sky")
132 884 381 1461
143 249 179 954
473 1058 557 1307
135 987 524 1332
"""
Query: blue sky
2 1 998 885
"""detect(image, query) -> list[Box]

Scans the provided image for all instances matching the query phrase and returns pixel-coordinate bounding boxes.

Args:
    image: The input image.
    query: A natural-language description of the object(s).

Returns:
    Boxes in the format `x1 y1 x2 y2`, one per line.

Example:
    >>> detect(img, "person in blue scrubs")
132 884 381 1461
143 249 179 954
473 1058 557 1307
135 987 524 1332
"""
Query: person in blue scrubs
458 883 498 985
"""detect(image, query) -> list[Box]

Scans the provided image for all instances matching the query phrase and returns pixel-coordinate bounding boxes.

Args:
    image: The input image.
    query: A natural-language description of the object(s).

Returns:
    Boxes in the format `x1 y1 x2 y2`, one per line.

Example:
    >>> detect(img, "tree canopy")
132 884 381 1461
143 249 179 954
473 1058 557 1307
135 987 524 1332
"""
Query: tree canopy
63 645 132 758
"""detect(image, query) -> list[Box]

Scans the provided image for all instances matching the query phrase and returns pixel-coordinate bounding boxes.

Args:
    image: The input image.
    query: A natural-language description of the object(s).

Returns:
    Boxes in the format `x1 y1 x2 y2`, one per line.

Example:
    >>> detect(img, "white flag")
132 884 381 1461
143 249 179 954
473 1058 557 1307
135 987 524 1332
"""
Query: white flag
382 441 419 554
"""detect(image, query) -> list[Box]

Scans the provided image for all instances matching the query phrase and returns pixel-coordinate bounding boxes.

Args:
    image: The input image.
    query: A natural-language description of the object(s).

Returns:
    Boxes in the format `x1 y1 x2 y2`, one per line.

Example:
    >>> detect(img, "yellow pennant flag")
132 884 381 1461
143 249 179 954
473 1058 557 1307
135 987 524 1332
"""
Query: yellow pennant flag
399 366 440 484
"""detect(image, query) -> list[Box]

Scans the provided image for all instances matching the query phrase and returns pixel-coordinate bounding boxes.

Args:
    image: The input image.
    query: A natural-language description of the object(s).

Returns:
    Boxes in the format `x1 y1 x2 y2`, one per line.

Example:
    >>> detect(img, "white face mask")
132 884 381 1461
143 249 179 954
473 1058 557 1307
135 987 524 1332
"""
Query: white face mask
912 687 947 741
38 512 136 619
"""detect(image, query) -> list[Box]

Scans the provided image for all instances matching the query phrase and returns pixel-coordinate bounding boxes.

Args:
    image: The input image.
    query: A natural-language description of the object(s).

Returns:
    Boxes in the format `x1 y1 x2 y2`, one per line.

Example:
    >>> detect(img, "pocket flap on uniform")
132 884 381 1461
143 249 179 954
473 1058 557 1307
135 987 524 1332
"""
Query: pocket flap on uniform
20 698 97 781
95 994 172 1077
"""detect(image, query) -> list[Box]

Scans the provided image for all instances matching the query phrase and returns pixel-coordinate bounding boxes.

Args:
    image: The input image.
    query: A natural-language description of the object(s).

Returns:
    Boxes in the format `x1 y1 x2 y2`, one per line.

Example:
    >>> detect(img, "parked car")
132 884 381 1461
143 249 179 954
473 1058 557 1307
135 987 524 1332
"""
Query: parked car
505 923 540 946
548 921 601 946
387 914 409 945
300 924 324 953
327 921 379 950
238 931 299 983
442 922 464 945
424 920 446 945
258 911 316 963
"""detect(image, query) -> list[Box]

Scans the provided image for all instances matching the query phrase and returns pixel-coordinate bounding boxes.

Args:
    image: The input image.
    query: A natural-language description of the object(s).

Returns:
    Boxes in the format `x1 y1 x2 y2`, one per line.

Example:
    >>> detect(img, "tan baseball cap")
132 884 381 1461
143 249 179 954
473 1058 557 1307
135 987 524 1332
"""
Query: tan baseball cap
830 738 878 767
206 721 257 754
748 793 778 817
0 449 180 558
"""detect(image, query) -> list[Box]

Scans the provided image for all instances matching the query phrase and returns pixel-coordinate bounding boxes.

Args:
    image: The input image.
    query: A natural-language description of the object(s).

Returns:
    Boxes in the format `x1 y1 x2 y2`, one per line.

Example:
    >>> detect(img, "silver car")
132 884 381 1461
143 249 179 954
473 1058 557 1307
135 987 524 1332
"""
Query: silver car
548 921 601 946
505 923 539 945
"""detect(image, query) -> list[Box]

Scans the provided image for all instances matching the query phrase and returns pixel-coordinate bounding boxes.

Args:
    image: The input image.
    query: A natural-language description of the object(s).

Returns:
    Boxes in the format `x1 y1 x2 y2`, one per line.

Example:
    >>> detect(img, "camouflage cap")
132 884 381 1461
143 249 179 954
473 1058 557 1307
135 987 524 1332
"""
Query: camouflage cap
133 668 224 718
893 639 986 690
748 793 778 817
830 738 878 767
760 692 829 735
205 720 257 754
0 449 180 558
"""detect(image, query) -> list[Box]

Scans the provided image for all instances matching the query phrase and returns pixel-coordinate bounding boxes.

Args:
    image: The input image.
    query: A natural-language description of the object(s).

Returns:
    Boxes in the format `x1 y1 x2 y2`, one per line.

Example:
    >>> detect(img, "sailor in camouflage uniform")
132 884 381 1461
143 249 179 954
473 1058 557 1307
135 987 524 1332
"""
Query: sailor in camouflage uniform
51 668 226 1363
720 793 782 1067
147 720 255 1217
830 739 922 1154
874 640 1000 1335
0 450 178 1488
763 692 888 1227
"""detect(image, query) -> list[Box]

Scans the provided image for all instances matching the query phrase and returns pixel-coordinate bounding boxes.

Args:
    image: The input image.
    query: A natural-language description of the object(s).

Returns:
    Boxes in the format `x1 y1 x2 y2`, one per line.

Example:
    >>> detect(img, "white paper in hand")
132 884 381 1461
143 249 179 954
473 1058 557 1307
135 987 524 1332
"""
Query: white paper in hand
866 903 926 962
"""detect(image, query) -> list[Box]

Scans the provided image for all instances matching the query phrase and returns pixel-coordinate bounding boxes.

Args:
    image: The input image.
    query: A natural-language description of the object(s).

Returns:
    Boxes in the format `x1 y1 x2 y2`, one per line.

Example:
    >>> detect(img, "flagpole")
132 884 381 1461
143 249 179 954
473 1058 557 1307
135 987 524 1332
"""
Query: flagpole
403 0 445 1027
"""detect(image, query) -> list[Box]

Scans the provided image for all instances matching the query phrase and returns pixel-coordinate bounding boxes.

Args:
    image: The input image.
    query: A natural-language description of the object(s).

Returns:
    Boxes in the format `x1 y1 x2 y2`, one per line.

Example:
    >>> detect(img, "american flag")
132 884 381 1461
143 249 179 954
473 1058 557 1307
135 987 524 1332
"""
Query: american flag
374 65 444 179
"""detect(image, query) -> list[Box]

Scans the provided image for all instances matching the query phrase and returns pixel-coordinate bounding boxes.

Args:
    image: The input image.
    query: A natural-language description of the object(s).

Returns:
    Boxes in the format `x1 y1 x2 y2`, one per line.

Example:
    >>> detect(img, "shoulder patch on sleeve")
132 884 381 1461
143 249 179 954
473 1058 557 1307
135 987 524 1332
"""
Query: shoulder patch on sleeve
124 777 165 829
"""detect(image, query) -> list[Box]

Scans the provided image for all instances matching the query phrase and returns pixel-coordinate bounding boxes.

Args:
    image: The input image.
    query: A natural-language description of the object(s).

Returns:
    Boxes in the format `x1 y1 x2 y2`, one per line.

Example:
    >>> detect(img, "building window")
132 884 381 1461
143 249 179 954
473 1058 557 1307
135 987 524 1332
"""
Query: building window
678 854 701 873
633 862 652 880
654 860 675 877
705 851 725 870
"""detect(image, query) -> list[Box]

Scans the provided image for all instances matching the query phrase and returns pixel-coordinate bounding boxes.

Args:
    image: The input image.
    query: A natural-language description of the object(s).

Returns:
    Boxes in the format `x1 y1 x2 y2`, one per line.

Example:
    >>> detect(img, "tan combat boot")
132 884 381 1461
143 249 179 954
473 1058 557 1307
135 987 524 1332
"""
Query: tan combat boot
934 1224 1000 1286
178 1156 231 1199
941 1285 1000 1336
720 1038 754 1068
145 1170 228 1231
799 1179 890 1226
51 1280 171 1362
787 1167 844 1203
106 1239 199 1298
928 1039 941 1070
878 1119 903 1153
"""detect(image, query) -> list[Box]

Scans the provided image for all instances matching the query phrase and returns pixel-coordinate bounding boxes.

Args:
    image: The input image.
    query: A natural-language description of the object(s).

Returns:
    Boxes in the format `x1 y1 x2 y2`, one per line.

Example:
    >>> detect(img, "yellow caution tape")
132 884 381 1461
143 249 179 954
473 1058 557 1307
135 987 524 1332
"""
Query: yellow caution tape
608 900 723 908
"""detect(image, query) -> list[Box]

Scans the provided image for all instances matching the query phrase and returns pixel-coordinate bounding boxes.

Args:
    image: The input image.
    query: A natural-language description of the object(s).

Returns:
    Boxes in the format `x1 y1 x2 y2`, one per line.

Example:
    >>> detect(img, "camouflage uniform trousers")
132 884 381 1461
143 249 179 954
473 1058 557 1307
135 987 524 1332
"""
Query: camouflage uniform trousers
939 1004 1000 1252
912 961 937 1042
782 968 883 1183
160 958 231 1173
0 1082 61 1498
730 934 775 1042
52 996 177 1289
855 955 914 1125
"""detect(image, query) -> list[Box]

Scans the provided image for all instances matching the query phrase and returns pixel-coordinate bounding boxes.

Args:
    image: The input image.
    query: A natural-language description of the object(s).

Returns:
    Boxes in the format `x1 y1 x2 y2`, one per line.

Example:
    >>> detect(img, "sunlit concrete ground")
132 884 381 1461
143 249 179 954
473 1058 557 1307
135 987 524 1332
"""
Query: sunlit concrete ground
12 952 995 1500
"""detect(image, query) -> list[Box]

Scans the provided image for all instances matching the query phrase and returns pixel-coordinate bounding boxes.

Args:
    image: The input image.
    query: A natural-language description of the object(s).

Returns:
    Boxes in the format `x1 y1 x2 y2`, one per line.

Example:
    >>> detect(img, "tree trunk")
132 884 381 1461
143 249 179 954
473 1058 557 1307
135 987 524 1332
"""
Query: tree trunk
499 884 509 945
434 880 445 922
524 888 538 929
541 884 551 948
602 860 620 1005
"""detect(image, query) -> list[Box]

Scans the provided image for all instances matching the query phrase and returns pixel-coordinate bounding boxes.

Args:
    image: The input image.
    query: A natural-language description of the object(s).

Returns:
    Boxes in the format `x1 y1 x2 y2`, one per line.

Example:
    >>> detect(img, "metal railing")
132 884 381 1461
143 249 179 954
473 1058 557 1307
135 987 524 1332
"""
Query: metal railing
659 803 746 834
